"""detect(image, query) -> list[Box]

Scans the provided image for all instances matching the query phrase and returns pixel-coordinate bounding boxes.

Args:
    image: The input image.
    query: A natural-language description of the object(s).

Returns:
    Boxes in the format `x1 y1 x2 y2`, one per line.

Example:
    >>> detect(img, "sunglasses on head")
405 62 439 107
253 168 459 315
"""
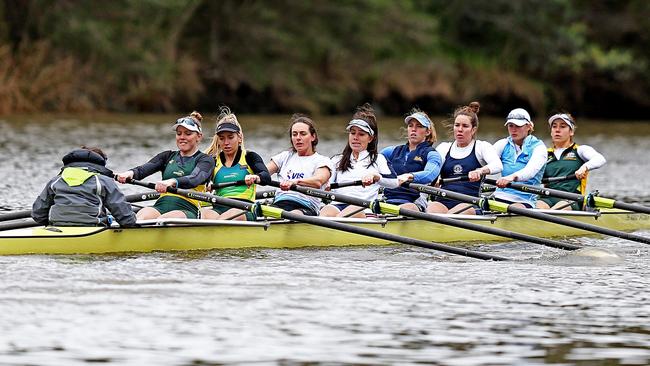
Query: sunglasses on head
509 115 529 121
175 117 199 126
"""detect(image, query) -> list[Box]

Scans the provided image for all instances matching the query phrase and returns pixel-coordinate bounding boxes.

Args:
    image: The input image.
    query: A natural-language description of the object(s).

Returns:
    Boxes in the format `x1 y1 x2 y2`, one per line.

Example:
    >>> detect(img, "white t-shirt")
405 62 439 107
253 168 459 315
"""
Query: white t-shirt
330 151 397 202
271 150 333 212
436 140 503 175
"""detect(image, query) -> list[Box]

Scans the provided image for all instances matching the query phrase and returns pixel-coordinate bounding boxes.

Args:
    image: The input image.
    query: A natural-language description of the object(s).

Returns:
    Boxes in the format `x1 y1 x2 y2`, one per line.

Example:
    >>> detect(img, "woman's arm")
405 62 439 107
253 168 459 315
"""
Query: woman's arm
411 150 442 184
473 140 503 177
245 151 272 185
296 166 331 188
128 151 174 180
577 145 606 172
174 154 216 189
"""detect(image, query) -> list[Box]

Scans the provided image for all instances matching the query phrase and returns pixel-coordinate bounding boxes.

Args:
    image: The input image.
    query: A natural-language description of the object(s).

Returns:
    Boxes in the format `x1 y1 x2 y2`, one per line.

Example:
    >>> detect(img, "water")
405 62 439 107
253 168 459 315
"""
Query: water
0 114 649 365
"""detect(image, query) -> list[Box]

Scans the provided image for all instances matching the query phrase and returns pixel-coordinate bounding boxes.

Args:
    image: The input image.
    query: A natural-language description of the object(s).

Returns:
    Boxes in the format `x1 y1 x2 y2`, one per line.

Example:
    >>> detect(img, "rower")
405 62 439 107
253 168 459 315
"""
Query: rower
536 113 606 210
320 103 398 218
380 108 441 212
493 108 547 208
200 107 271 221
426 101 503 214
115 112 215 219
32 146 137 227
266 114 333 216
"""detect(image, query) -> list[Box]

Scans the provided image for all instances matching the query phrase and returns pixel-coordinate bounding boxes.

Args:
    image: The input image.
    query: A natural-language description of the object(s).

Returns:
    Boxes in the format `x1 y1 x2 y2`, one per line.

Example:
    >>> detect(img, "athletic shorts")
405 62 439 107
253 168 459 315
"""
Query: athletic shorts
385 198 426 212
539 196 582 210
433 198 482 214
207 202 256 221
493 197 535 209
152 196 199 219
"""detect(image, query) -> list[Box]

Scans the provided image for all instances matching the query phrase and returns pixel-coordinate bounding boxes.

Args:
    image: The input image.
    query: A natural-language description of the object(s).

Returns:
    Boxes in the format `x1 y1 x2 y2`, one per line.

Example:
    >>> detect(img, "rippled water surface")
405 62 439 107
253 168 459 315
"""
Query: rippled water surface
0 114 649 365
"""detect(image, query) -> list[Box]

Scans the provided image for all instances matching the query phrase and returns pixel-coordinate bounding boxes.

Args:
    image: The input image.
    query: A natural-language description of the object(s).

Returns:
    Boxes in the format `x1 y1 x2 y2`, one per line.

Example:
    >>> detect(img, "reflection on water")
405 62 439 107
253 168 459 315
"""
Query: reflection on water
0 115 649 365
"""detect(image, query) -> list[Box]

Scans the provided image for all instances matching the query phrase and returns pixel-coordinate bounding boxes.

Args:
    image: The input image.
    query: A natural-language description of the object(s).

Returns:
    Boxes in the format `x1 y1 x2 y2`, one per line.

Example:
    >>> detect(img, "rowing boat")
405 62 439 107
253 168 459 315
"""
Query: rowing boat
0 209 648 255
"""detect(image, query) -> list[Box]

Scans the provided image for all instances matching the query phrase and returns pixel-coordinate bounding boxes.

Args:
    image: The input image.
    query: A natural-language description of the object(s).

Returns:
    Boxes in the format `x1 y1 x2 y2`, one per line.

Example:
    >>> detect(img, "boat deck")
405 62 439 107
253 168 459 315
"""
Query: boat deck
0 209 648 255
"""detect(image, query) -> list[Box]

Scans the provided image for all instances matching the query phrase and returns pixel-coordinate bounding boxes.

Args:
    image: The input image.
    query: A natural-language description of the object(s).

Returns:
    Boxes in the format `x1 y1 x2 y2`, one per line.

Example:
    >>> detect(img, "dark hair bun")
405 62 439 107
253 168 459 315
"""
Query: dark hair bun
468 101 480 115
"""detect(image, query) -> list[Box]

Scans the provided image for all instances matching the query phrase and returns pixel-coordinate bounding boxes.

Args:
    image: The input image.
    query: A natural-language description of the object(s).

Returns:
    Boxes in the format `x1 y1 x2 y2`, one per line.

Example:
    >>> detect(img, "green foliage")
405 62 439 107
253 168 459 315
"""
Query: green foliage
0 0 649 117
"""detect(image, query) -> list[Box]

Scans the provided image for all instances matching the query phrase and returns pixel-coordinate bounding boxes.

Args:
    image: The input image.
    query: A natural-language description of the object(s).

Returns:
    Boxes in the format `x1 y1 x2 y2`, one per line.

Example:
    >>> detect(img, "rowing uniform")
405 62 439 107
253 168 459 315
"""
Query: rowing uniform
270 150 334 215
129 150 215 219
434 140 503 209
381 141 441 211
207 147 271 220
329 151 397 210
539 143 606 210
493 135 547 207
32 149 137 227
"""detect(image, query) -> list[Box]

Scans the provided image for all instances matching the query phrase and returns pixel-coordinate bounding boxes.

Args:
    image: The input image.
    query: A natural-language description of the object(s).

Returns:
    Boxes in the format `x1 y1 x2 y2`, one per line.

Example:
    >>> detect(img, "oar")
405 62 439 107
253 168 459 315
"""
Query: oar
218 180 361 200
0 209 32 222
125 179 508 261
440 174 575 185
267 181 582 251
330 180 363 189
212 180 246 189
543 174 577 184
0 191 160 229
409 182 650 245
483 178 650 215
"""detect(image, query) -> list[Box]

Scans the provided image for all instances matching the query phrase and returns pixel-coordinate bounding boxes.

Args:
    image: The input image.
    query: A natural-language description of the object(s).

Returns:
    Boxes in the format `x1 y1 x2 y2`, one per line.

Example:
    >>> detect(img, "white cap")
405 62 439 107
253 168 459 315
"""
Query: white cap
505 108 532 127
548 113 575 130
173 117 202 133
346 119 374 136
404 112 432 129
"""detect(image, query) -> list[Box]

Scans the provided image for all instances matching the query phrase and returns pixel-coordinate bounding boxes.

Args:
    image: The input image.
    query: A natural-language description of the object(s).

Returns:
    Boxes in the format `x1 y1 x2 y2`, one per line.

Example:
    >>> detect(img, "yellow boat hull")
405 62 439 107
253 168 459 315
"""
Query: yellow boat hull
0 209 648 255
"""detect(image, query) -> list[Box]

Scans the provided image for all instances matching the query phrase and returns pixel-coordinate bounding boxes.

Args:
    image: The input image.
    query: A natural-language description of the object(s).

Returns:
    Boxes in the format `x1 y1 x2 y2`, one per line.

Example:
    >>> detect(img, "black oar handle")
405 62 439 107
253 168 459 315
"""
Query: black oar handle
330 180 363 189
0 209 32 222
542 174 577 183
443 174 575 185
124 191 160 202
439 176 469 184
210 179 263 190
213 180 247 189
483 178 584 202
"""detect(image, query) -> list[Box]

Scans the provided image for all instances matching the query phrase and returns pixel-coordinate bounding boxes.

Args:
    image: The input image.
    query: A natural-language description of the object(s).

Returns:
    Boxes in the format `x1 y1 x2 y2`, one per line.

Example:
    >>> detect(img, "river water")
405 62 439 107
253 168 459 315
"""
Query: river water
0 114 649 365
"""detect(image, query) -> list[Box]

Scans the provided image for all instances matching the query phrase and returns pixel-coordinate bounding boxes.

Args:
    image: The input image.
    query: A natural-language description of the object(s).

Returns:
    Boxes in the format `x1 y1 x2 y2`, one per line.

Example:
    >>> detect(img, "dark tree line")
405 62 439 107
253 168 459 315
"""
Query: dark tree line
1 0 649 118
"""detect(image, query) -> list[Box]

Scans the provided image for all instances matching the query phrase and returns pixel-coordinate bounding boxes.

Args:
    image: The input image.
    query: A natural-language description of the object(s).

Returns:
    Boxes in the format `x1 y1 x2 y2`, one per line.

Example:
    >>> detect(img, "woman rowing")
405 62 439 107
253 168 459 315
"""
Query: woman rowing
380 108 441 212
116 112 215 219
493 108 547 208
536 113 606 210
320 103 397 218
266 114 333 216
426 102 502 214
200 107 271 221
